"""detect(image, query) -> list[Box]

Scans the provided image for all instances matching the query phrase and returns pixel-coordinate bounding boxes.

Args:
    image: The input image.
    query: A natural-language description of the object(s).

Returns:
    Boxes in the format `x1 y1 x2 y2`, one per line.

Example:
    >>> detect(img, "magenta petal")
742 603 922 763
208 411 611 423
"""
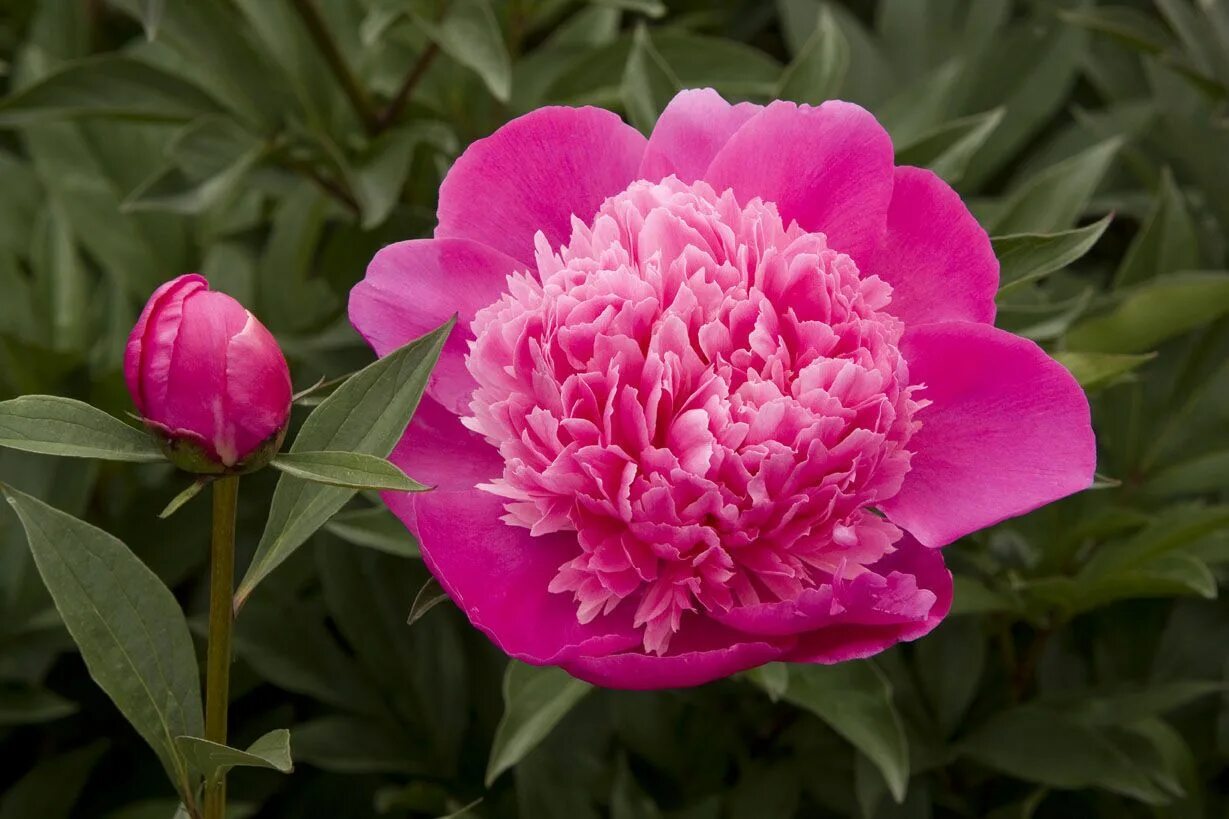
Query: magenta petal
704 100 895 266
126 274 208 415
881 323 1096 547
350 239 521 414
561 620 791 690
639 88 761 184
784 538 952 663
384 399 642 665
436 106 647 267
871 167 998 326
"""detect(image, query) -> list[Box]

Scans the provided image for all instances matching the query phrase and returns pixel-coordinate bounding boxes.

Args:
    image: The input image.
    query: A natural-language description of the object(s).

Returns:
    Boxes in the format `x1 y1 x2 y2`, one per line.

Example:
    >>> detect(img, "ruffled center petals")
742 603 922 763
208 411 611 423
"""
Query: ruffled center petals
463 177 924 654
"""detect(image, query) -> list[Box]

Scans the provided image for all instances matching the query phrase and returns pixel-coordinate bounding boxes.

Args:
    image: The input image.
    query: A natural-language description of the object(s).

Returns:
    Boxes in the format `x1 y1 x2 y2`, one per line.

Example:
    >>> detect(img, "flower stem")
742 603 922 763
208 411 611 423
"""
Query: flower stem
203 476 239 819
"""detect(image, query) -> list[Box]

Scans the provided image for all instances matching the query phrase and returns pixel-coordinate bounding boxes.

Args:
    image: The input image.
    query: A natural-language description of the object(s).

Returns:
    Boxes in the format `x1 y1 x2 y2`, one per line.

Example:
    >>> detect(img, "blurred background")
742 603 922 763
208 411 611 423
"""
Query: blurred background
1 0 1228 816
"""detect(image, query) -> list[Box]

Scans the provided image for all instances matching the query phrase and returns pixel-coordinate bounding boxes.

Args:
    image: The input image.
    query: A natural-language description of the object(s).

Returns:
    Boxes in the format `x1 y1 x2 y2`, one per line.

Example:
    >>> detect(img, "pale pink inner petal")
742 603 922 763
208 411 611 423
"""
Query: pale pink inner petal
462 177 925 655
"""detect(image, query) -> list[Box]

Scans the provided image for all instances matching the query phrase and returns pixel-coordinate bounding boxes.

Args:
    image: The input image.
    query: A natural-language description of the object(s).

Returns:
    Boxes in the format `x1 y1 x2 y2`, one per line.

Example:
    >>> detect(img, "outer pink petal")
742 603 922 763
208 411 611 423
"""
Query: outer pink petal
870 167 998 326
349 239 521 414
704 100 895 266
639 88 761 184
561 620 791 690
125 274 208 415
383 399 642 665
436 106 648 267
881 323 1096 548
784 539 952 663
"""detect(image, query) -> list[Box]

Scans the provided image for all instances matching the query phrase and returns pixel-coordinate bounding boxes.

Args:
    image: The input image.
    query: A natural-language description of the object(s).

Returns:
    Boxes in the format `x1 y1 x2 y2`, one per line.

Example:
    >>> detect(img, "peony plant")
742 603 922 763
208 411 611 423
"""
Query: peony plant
0 276 450 818
350 89 1096 689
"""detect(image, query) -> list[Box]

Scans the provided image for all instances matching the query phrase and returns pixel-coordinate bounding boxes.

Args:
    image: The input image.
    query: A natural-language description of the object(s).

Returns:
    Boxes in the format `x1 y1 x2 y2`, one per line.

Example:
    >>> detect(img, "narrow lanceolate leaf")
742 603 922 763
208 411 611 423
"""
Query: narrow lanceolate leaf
414 0 512 102
1113 168 1201 289
781 662 909 803
486 662 593 786
994 215 1113 293
1066 271 1229 353
175 729 293 785
1052 351 1155 391
989 139 1122 235
159 478 211 519
271 451 427 492
0 685 78 726
776 5 849 105
622 24 682 133
0 56 221 126
236 319 453 607
0 486 201 801
324 507 420 558
407 577 448 626
0 396 163 462
895 108 1004 185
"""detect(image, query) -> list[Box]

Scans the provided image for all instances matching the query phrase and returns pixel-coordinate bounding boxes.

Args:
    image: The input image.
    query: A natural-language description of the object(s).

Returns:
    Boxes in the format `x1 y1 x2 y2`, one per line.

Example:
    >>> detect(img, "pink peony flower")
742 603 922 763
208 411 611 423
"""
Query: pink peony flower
126 274 292 472
349 90 1095 689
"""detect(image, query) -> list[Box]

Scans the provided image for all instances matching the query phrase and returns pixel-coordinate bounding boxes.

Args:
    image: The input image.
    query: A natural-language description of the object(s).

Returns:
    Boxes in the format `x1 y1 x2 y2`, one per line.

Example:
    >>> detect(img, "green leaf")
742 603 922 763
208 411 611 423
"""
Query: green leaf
235 319 452 607
271 451 427 492
782 662 909 802
776 5 849 105
1052 351 1155 391
989 139 1122 235
175 729 293 786
915 617 985 736
994 215 1113 293
323 507 420 558
1146 449 1229 496
0 742 107 819
0 684 77 725
745 662 789 703
1114 168 1201 288
960 705 1170 803
895 108 1004 186
0 396 163 462
1066 272 1229 353
158 478 211 520
621 24 681 133
486 661 593 786
138 0 166 40
407 577 449 626
415 0 512 102
0 56 221 126
1057 681 1225 726
0 486 201 800
592 0 666 16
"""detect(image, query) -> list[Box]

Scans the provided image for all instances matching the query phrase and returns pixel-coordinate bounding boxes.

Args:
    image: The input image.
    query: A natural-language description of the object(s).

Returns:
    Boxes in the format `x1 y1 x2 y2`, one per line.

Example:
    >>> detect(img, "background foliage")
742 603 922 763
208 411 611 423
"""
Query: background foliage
1 0 1228 816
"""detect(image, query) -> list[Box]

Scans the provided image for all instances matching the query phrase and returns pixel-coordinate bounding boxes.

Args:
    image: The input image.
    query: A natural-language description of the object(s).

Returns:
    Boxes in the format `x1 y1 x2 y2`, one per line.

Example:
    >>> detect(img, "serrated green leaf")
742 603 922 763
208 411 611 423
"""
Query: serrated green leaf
486 661 592 786
0 486 200 800
0 396 163 462
175 729 293 786
995 215 1113 293
1067 271 1229 353
0 56 220 126
1052 351 1155 391
271 451 427 492
776 5 848 106
235 319 452 607
782 662 909 802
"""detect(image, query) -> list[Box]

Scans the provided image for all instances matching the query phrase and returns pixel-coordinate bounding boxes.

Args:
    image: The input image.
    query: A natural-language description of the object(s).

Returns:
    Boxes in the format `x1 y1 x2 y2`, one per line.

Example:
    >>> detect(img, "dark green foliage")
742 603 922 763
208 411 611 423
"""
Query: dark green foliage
1 0 1227 816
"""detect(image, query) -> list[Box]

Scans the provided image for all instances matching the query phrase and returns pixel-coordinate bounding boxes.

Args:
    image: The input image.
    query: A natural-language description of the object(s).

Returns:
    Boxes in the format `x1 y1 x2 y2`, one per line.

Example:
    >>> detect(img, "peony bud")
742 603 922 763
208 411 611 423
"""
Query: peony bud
125 274 292 473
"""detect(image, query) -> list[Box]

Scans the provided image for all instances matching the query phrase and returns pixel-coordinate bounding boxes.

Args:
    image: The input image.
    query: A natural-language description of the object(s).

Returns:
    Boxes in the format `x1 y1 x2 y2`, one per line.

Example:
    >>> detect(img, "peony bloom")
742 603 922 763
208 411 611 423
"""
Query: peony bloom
350 90 1095 689
126 274 292 473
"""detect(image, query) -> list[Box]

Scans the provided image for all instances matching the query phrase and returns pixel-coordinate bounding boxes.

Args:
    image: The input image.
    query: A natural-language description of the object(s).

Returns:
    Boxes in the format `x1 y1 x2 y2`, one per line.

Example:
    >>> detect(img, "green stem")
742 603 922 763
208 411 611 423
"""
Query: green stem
204 476 239 819
290 0 379 135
